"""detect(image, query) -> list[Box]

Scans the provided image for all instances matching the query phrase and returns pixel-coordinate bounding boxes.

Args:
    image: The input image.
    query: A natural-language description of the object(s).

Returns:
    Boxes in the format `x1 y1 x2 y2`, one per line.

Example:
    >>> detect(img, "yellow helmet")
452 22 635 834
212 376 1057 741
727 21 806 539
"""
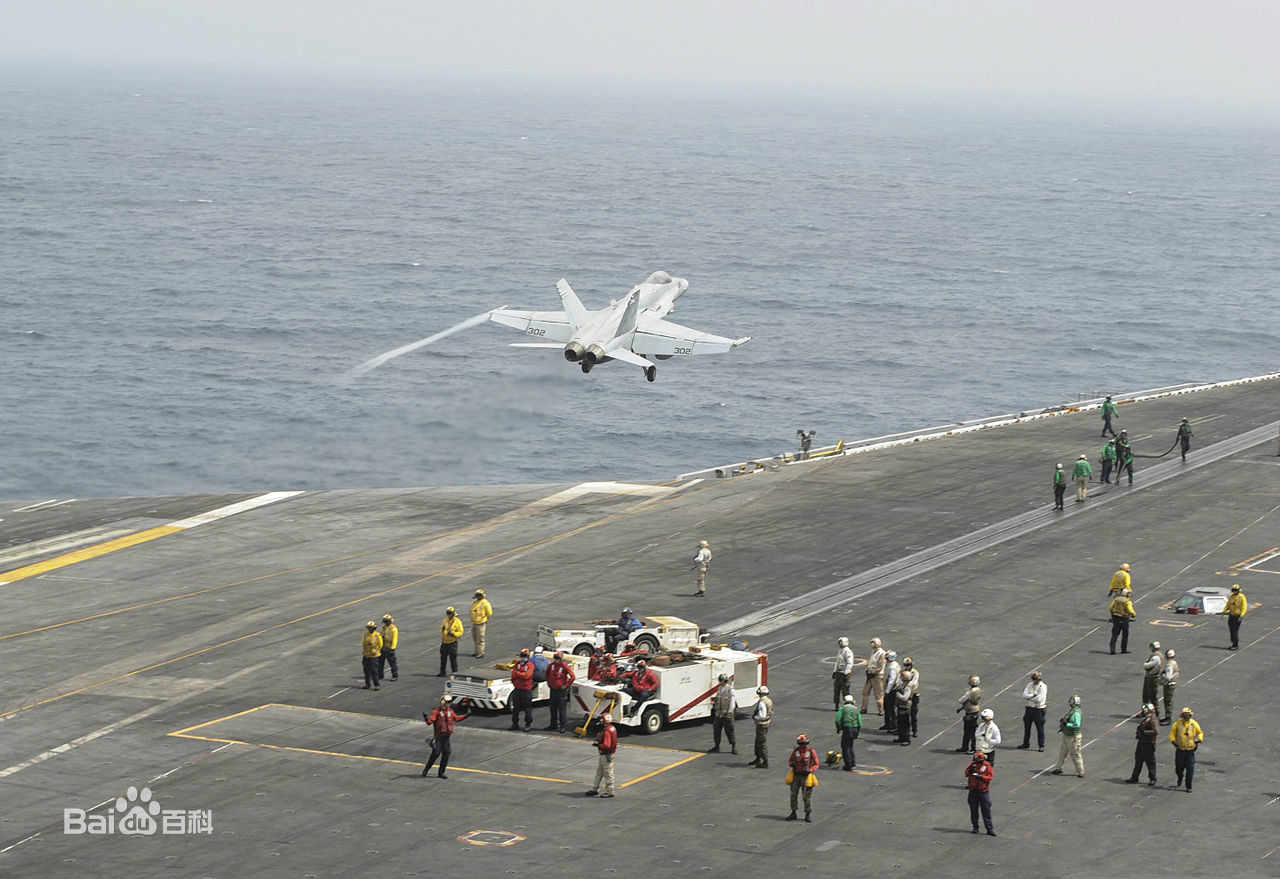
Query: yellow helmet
1121 563 1130 571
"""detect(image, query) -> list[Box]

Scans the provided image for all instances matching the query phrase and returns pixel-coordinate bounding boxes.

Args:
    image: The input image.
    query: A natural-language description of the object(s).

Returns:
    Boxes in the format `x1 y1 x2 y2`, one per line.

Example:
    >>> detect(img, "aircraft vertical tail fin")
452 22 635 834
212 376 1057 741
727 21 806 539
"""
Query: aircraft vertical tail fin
616 291 640 337
556 280 590 332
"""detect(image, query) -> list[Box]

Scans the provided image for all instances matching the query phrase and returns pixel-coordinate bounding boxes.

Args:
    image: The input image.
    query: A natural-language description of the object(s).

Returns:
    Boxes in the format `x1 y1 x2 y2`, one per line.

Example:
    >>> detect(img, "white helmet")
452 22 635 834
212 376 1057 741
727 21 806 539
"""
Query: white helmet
602 713 613 723
870 637 882 647
969 675 981 687
837 637 849 647
887 650 897 660
980 708 994 720
757 685 770 696
1165 648 1176 658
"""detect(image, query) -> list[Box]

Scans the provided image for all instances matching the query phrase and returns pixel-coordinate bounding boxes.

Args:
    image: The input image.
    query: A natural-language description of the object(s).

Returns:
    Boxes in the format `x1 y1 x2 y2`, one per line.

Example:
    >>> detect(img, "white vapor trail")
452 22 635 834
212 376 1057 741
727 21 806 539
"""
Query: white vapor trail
352 311 493 376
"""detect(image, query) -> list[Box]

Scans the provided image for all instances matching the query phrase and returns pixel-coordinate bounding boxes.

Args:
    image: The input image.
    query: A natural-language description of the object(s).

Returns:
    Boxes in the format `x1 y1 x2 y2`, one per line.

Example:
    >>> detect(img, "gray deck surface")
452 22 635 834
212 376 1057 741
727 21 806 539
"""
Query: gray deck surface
2 378 1279 878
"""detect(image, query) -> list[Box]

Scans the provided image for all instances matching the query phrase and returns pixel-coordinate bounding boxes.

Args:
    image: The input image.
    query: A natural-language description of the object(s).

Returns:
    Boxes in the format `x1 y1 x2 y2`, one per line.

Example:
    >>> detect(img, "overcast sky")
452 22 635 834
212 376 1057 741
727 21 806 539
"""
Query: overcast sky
7 1 1280 110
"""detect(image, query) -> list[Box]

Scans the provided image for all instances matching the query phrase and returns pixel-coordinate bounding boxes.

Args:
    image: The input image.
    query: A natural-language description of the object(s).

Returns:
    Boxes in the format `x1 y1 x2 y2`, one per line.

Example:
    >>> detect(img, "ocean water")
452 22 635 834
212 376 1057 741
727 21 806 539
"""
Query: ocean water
3 71 1278 498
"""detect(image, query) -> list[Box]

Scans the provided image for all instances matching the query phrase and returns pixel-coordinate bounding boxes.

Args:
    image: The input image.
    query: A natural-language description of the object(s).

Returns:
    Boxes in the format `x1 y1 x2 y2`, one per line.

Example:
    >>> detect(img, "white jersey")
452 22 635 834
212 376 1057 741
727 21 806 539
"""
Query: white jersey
1023 680 1047 708
833 646 855 675
975 720 1002 752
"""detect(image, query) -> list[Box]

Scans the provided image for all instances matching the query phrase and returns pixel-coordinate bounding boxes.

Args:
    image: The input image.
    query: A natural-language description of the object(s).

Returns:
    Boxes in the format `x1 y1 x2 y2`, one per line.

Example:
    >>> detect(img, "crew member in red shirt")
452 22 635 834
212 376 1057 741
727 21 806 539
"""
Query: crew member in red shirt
623 659 658 716
422 694 469 778
787 733 820 821
965 750 996 836
585 712 618 797
545 650 576 733
510 648 535 731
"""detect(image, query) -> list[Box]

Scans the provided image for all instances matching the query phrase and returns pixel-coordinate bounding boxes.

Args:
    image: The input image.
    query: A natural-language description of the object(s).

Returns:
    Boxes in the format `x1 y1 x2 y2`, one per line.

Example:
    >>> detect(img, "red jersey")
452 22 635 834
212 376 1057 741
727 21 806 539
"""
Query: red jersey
511 659 535 691
426 705 467 737
546 659 576 690
965 759 994 792
788 746 819 773
630 668 658 692
596 723 617 755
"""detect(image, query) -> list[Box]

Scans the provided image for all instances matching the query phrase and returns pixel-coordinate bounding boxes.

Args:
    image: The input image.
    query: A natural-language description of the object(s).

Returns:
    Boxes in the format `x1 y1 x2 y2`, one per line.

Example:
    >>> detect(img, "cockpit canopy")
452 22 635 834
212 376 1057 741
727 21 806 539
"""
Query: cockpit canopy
644 271 673 285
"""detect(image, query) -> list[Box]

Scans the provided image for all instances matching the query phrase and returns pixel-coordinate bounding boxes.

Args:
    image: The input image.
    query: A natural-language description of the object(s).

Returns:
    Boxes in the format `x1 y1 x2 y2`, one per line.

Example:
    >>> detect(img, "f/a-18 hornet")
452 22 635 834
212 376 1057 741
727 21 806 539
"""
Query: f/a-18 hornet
488 271 751 382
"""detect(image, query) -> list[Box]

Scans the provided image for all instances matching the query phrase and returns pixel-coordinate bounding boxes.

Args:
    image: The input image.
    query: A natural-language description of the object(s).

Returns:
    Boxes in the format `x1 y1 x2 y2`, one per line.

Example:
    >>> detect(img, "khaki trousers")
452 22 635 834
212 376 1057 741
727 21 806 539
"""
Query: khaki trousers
861 674 884 714
592 753 615 794
1054 732 1085 775
472 622 486 656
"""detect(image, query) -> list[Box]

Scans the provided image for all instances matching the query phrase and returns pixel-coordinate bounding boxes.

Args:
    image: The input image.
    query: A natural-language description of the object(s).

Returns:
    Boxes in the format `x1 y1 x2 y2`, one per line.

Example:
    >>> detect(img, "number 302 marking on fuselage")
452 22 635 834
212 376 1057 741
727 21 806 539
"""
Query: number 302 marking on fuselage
673 347 692 355
526 328 546 336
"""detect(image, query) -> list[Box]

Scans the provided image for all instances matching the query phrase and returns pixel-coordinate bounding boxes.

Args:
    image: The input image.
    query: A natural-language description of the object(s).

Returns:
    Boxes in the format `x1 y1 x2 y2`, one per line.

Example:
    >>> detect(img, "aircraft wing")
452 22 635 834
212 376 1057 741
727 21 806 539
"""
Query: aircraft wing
630 317 751 357
488 307 573 343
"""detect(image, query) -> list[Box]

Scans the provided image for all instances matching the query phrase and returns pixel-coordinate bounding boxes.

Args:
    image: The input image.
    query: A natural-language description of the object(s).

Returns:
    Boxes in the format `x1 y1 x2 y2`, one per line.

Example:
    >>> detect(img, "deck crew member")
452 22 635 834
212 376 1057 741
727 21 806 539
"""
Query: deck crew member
361 621 383 690
862 637 886 715
955 675 982 753
1072 453 1093 503
1050 694 1085 777
835 694 861 769
881 651 902 731
1159 649 1179 724
1115 431 1134 484
1101 394 1118 437
1108 563 1131 597
1109 588 1136 655
1126 702 1159 785
1225 583 1247 650
832 637 855 707
709 673 737 754
509 648 535 731
1017 670 1047 751
531 645 550 682
545 650 576 733
438 607 464 676
605 607 642 653
1170 706 1204 792
786 734 819 822
749 685 773 768
894 668 915 745
1177 417 1194 461
1053 463 1066 510
902 656 921 737
693 540 712 596
974 708 1001 763
469 589 492 658
623 659 658 716
585 713 617 798
1100 439 1116 483
422 694 468 778
965 750 996 836
379 613 399 682
1142 641 1163 706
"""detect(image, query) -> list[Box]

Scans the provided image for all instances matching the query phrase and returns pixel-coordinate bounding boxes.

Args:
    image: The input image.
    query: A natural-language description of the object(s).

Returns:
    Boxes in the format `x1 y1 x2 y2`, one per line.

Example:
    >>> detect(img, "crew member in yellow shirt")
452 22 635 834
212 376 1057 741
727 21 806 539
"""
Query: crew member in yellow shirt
1169 706 1204 792
361 621 383 690
1225 583 1248 650
470 589 493 659
379 613 399 681
439 607 464 677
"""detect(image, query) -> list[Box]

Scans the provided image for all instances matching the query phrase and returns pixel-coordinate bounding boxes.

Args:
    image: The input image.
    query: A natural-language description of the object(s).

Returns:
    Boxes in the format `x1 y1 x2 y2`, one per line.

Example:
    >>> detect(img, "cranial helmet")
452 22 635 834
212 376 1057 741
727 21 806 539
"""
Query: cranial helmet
757 686 769 696
1150 641 1161 651
602 713 613 723
1031 670 1042 680
1231 583 1241 592
871 637 882 647
969 675 980 687
718 673 729 682
796 734 809 744
1165 649 1175 658
973 750 986 760
887 651 897 660
365 621 376 629
837 637 849 647
1070 695 1082 707
980 708 994 720
1121 563 1130 571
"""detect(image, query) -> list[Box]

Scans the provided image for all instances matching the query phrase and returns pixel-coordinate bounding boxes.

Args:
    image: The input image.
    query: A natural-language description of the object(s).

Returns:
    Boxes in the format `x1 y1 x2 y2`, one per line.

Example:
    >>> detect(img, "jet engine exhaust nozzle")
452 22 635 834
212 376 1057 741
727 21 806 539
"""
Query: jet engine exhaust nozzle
585 344 608 365
563 342 586 362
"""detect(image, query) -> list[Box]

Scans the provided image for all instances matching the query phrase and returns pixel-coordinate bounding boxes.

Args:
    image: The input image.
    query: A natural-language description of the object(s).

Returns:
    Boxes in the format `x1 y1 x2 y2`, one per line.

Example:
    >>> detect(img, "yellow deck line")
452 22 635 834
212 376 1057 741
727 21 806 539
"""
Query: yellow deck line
0 525 184 584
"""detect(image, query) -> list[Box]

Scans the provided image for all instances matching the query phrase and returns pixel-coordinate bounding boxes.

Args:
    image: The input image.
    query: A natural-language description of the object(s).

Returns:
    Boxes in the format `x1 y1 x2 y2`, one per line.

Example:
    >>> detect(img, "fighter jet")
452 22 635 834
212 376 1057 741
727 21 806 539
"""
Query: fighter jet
488 271 751 382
